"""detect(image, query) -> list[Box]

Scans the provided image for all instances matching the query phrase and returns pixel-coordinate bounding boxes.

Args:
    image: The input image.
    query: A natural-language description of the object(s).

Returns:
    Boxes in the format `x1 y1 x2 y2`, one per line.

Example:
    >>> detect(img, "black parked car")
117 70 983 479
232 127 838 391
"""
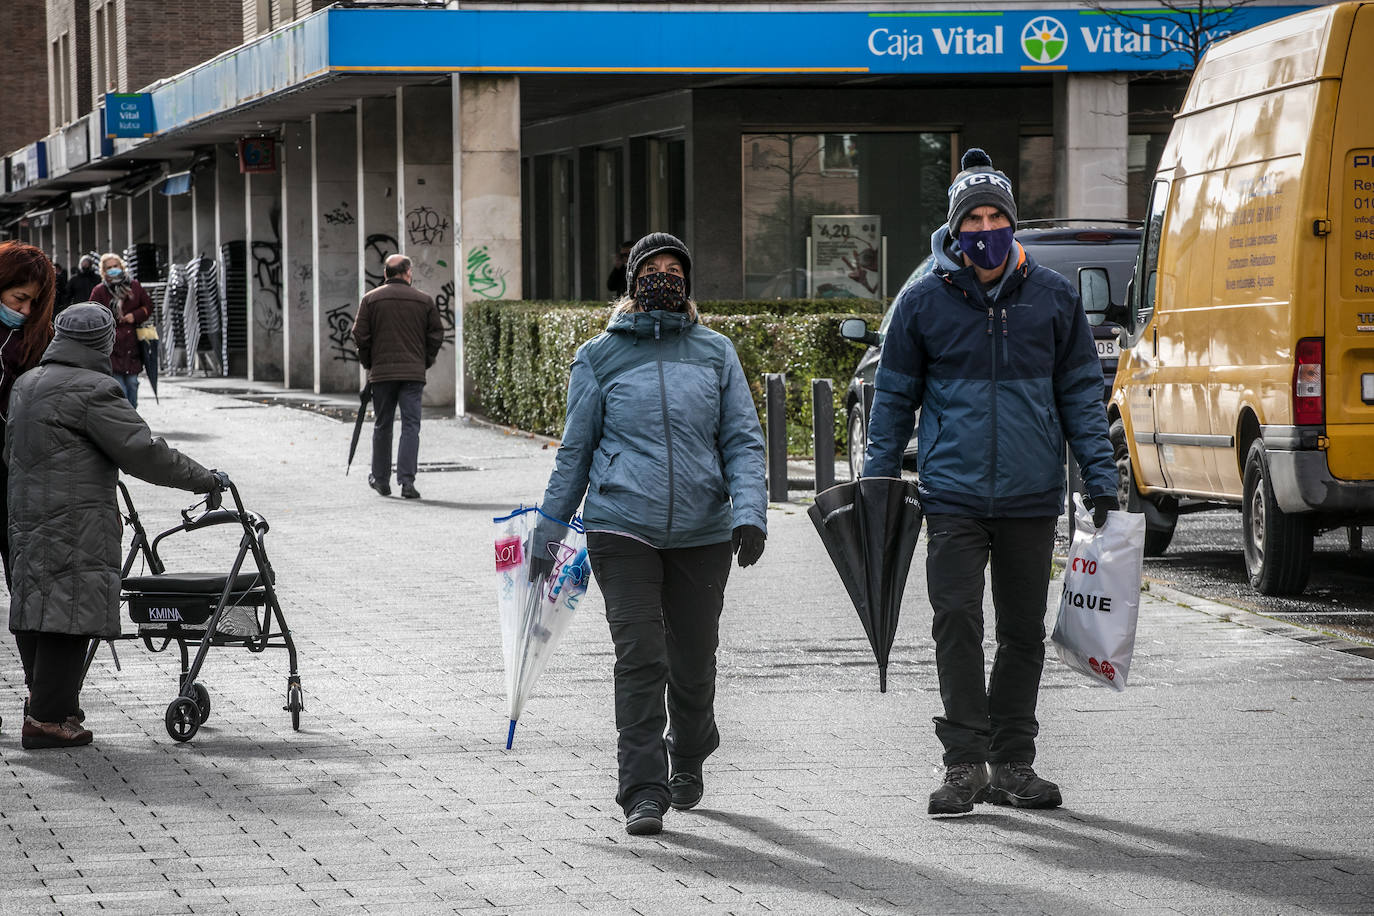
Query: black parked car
839 220 1142 479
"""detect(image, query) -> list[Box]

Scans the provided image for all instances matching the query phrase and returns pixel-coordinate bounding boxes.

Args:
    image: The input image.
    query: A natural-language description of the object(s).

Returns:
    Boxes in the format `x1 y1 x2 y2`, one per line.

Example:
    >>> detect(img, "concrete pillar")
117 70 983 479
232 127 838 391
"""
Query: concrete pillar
281 120 314 389
312 110 361 394
192 174 215 260
52 209 70 277
215 143 248 376
246 167 284 381
398 85 456 407
358 96 398 298
454 75 522 416
1054 73 1129 220
169 194 193 265
130 190 150 244
101 204 114 255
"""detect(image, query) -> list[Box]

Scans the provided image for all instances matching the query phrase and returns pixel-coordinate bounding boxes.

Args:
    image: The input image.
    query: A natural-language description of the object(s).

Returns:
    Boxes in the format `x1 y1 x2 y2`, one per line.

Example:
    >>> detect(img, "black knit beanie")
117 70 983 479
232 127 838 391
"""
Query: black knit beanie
947 148 1017 237
625 232 692 297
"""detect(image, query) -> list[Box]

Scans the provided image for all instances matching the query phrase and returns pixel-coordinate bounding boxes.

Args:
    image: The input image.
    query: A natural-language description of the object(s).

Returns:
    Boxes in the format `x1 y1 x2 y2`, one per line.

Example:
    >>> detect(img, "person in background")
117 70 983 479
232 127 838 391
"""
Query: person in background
0 241 58 596
862 148 1118 816
87 252 153 407
351 254 444 500
7 304 226 749
66 254 100 309
606 240 634 298
536 232 767 837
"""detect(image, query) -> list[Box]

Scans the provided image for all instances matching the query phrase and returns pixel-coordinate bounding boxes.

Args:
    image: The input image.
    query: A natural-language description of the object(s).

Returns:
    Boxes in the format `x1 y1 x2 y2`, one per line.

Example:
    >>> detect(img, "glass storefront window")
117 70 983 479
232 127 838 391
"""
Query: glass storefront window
742 132 952 299
1127 133 1169 221
1018 136 1055 220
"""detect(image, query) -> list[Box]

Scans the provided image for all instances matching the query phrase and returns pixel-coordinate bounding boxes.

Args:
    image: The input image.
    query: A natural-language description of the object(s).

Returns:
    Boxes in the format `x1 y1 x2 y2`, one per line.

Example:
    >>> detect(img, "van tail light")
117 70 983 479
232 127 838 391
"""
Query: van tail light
1293 337 1324 425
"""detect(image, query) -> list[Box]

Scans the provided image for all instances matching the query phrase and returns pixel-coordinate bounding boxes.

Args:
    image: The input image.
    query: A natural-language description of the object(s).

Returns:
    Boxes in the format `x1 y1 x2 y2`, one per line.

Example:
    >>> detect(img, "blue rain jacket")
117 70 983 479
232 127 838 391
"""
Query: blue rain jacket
540 309 767 548
863 227 1116 517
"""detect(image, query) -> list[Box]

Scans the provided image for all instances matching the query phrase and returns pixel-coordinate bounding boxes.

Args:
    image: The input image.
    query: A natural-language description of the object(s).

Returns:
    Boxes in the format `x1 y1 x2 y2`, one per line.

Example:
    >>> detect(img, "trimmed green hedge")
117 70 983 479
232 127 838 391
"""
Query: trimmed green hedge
464 300 884 454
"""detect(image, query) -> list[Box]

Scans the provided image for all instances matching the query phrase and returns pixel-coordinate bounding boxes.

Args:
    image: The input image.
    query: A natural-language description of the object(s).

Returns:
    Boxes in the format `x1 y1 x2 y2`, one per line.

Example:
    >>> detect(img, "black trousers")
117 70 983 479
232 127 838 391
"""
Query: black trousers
0 452 10 588
925 514 1057 767
587 532 732 814
371 380 424 486
14 631 89 723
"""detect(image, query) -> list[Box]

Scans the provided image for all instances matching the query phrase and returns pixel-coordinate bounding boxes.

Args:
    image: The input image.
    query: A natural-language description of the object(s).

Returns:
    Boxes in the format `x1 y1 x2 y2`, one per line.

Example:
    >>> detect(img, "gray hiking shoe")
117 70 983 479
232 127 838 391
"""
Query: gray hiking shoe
928 762 989 816
988 761 1062 809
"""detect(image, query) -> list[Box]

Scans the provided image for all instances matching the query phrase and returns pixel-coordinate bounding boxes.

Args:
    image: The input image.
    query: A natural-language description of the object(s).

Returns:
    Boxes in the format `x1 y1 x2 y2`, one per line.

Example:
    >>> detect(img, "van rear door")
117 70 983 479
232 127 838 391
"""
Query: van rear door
1326 3 1374 481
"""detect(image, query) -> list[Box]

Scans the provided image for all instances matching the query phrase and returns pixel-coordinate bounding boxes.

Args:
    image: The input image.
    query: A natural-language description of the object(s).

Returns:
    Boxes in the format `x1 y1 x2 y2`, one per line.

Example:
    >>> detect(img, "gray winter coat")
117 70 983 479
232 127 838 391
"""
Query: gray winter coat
6 336 217 638
540 309 767 549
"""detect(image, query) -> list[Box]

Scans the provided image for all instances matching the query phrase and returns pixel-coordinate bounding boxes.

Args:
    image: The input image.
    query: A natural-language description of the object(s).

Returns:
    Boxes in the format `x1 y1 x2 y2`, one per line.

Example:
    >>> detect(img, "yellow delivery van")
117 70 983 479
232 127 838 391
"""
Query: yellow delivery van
1105 1 1374 595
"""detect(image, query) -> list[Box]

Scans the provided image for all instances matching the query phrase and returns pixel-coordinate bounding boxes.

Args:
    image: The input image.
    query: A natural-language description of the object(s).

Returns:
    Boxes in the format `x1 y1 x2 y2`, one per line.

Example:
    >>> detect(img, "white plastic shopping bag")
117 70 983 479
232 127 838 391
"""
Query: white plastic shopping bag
1051 494 1146 691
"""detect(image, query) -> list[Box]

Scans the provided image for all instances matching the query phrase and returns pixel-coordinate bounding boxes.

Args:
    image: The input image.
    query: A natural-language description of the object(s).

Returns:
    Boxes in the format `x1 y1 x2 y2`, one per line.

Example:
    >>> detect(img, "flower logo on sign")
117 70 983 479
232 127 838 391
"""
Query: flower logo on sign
1021 16 1067 64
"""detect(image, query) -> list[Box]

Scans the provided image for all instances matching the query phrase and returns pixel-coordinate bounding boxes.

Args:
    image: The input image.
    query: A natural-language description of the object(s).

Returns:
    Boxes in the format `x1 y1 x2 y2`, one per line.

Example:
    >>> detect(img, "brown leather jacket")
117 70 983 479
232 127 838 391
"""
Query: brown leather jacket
351 279 444 383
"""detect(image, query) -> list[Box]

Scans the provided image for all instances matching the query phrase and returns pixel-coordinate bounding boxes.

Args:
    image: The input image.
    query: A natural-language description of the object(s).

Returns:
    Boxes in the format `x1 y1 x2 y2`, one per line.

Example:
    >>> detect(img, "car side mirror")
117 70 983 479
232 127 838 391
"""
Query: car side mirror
1078 267 1111 327
840 317 880 347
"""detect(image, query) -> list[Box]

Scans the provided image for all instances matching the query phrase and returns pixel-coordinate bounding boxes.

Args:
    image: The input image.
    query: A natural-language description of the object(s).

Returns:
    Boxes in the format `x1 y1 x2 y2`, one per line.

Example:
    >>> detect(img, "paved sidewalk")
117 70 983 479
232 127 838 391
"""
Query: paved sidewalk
1 379 1371 915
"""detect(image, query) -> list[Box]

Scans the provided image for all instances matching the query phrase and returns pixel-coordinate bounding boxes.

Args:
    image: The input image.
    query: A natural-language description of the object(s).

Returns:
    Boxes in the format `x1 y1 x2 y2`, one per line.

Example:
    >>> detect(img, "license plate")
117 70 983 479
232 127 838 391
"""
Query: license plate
1096 338 1119 359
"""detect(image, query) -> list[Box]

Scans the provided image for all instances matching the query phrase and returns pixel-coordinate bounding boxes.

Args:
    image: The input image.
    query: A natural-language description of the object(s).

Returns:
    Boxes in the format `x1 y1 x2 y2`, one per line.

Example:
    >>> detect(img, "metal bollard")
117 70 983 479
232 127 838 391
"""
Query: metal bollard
812 378 835 493
765 373 789 502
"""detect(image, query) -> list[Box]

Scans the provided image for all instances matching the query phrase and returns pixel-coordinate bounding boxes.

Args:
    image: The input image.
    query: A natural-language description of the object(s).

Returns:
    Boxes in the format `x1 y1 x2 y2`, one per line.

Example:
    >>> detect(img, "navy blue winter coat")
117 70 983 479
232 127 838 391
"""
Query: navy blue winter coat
863 228 1116 517
540 309 767 548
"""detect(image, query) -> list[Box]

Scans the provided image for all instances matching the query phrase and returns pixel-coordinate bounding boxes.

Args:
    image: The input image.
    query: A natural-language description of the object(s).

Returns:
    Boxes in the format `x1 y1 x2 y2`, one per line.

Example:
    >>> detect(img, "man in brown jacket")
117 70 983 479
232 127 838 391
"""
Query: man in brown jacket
351 254 444 499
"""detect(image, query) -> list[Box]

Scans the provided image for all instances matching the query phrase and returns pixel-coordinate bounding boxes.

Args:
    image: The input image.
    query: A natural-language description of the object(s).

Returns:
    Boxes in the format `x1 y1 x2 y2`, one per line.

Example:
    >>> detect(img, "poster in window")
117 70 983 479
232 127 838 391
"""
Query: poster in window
810 215 883 300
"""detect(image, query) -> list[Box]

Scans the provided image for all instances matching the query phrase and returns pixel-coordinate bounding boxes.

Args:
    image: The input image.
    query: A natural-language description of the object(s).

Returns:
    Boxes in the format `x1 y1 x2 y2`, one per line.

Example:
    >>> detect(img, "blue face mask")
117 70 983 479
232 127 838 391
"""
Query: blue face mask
957 227 1016 271
0 303 26 328
105 267 124 279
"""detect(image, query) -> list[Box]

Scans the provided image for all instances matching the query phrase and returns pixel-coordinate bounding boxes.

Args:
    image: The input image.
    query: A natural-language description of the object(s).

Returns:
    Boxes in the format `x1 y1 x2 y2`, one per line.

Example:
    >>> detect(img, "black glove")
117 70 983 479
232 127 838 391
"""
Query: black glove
732 524 766 568
1092 494 1119 528
204 470 230 511
527 525 558 582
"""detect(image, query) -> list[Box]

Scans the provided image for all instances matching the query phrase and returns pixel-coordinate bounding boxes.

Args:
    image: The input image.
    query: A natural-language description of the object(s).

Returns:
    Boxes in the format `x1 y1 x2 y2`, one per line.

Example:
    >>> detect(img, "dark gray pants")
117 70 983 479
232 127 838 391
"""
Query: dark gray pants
370 380 424 486
925 514 1057 767
587 532 732 814
14 631 88 723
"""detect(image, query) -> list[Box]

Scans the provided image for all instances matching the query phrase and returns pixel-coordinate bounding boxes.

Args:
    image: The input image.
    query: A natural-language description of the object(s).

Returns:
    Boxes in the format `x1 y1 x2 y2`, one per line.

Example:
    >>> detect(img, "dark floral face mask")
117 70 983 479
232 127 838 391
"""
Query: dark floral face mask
634 271 688 312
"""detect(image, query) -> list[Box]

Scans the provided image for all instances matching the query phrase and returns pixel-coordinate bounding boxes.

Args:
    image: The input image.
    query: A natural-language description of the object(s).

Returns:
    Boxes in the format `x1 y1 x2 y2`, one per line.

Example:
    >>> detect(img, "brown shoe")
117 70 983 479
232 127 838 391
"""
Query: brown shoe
21 715 93 750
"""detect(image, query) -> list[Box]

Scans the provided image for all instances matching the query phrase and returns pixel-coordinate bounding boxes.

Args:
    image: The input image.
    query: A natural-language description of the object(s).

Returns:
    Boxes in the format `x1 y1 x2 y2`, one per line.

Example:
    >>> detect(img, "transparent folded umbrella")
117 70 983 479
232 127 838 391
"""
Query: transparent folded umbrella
492 507 589 748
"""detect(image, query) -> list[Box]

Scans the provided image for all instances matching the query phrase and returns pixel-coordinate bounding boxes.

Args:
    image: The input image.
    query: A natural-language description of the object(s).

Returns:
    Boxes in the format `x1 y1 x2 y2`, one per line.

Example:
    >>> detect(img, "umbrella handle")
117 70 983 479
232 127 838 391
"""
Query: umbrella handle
506 718 517 749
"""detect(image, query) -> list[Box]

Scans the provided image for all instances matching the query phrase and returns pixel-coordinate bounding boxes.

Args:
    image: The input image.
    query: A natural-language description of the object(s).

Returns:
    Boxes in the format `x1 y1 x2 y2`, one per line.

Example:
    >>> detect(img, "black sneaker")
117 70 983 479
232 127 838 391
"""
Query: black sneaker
400 483 421 500
988 761 1062 809
625 800 664 836
669 771 704 811
928 762 990 816
368 475 391 497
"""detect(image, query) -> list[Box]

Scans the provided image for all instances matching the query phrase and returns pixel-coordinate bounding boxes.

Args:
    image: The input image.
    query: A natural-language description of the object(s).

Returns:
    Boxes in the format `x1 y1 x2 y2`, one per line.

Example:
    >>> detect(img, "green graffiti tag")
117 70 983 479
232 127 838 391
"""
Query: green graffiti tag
466 245 508 300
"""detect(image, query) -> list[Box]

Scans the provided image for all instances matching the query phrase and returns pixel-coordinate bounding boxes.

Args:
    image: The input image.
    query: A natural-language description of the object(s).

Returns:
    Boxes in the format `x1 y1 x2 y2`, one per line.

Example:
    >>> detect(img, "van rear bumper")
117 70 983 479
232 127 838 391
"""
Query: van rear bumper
1262 426 1374 514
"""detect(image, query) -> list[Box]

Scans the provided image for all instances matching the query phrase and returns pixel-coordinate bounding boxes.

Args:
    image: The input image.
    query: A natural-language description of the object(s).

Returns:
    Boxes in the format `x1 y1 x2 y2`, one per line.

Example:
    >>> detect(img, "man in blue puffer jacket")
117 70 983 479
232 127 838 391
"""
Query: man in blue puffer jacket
864 149 1119 817
537 233 767 837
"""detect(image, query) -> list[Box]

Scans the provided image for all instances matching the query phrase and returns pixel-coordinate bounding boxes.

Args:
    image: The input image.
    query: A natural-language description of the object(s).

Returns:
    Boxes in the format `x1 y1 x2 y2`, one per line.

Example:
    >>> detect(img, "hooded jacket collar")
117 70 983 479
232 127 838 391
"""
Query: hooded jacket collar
930 224 1031 305
607 309 696 340
40 336 114 374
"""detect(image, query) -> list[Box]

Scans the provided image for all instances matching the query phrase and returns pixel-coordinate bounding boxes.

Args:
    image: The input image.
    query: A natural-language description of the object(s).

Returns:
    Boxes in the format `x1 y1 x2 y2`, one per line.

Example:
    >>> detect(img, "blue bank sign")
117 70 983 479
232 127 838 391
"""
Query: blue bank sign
104 93 155 138
325 6 1314 75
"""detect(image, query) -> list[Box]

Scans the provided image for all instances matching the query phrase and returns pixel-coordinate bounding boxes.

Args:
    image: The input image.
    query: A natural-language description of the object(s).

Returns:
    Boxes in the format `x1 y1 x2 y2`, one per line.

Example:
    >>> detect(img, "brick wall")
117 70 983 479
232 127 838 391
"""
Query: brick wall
0 0 49 153
46 0 91 129
121 0 243 94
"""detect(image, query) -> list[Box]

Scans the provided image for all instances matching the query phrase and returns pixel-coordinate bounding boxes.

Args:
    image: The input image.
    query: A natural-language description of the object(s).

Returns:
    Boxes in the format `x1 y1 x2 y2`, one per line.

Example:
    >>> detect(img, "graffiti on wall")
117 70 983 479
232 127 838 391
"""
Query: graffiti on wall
406 206 449 246
364 233 399 290
466 245 508 300
326 304 358 363
251 241 284 335
323 201 356 226
434 279 457 347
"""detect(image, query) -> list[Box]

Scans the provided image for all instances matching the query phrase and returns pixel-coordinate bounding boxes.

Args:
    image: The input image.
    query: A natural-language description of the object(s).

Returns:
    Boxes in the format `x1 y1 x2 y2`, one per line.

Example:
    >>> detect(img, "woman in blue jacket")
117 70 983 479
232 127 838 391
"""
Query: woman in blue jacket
537 233 767 837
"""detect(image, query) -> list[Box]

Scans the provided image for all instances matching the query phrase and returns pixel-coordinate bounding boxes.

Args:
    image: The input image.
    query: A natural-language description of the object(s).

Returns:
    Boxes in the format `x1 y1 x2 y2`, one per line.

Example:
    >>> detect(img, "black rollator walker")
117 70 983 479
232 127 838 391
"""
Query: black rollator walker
81 478 304 742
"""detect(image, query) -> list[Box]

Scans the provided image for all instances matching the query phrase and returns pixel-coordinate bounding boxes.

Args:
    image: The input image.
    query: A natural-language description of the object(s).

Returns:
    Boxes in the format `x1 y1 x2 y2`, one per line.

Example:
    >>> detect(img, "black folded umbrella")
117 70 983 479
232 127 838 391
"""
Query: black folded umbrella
808 477 924 692
346 383 372 475
138 337 160 402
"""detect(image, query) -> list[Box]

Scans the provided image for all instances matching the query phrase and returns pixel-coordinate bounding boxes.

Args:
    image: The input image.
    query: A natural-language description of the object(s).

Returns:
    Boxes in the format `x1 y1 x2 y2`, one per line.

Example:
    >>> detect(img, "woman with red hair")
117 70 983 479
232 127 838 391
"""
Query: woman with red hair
0 241 58 587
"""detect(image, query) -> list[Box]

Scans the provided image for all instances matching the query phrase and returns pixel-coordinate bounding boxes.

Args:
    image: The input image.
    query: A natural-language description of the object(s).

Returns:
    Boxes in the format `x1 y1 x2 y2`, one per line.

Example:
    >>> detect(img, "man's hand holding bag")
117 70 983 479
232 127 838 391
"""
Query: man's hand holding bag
1051 494 1146 691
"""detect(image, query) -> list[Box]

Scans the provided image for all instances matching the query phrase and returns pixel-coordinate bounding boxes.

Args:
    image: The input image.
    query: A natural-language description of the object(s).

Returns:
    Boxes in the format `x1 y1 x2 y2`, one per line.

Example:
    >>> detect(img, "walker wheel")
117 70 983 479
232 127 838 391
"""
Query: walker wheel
191 683 211 724
166 697 201 742
287 684 304 731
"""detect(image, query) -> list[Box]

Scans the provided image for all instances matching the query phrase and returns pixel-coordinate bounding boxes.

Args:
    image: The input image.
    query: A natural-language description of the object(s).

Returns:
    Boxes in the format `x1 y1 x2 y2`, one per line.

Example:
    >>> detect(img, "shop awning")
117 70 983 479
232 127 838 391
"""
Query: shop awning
70 185 111 215
158 171 193 196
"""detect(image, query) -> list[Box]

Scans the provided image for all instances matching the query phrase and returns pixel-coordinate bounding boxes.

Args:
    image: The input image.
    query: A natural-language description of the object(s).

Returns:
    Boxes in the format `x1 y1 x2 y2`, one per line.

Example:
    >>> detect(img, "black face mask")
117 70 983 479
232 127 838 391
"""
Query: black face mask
634 272 688 312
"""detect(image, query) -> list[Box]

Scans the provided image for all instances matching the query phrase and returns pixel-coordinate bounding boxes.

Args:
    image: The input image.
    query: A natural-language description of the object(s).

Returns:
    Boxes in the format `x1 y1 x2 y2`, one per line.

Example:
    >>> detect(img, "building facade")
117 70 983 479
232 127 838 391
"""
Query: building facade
0 0 1324 410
